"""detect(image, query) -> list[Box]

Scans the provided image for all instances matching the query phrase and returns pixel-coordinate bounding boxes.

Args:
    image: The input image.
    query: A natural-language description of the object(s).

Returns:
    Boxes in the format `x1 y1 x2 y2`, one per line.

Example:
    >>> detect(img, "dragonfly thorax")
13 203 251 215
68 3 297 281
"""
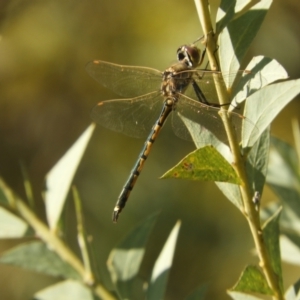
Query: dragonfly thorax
161 61 194 101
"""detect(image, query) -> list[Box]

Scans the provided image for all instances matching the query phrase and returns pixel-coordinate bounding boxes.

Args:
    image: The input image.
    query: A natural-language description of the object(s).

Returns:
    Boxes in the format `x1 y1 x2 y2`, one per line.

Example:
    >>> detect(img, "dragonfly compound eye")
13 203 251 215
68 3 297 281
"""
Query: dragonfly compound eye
177 45 201 68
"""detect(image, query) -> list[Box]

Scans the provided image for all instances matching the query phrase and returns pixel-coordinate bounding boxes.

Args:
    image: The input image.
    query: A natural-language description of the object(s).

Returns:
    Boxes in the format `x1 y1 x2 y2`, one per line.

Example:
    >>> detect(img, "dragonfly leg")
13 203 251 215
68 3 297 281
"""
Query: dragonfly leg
192 78 230 108
191 79 211 105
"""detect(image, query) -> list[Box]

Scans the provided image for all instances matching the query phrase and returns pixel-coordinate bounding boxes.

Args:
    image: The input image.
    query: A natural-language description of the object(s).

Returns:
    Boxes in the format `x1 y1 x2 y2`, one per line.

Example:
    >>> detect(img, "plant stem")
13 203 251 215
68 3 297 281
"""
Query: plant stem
72 186 94 283
16 197 116 300
194 1 284 299
0 178 116 300
292 119 300 168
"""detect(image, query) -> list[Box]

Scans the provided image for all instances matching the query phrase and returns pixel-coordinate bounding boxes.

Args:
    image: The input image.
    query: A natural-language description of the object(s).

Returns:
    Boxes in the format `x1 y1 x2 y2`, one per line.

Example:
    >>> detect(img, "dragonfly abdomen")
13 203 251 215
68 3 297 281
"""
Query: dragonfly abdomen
112 101 173 222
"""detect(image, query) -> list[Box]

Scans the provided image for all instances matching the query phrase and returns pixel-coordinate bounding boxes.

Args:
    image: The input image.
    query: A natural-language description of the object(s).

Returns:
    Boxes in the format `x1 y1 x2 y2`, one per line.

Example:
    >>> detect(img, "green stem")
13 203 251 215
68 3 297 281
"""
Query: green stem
20 161 35 210
0 178 116 300
194 1 284 299
72 186 94 283
292 119 300 173
15 198 116 300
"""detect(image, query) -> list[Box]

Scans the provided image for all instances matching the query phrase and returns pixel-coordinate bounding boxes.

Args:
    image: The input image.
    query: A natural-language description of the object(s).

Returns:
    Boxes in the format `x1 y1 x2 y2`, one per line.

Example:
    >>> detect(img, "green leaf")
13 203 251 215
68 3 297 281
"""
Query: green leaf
179 114 233 162
147 221 181 300
34 279 93 300
231 265 273 295
186 284 208 300
216 0 259 34
161 146 241 184
0 207 28 238
216 0 235 34
262 207 283 292
246 126 270 196
45 124 95 230
179 110 244 209
20 162 35 208
261 202 300 239
0 178 15 206
267 136 299 190
293 119 300 161
107 213 158 299
0 241 80 279
266 137 300 232
218 0 272 74
243 79 300 148
231 56 288 108
0 185 9 204
228 290 266 300
285 278 300 300
216 127 270 211
280 235 300 266
267 185 300 232
215 182 243 210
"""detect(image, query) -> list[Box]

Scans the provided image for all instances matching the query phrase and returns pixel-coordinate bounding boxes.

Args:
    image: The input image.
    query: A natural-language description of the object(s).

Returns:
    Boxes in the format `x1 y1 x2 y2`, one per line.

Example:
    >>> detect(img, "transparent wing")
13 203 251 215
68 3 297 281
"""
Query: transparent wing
86 60 162 98
181 70 249 105
91 91 164 138
172 93 256 146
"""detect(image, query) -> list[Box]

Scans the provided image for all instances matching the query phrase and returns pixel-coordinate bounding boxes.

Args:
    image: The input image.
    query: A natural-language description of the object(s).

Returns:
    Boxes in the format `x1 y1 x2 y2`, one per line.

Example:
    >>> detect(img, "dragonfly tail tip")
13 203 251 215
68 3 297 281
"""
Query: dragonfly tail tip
112 207 121 223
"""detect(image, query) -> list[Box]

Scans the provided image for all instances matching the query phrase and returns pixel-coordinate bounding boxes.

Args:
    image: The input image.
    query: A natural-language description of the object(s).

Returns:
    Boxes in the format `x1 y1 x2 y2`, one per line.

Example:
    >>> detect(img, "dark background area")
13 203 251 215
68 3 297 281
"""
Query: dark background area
0 0 299 299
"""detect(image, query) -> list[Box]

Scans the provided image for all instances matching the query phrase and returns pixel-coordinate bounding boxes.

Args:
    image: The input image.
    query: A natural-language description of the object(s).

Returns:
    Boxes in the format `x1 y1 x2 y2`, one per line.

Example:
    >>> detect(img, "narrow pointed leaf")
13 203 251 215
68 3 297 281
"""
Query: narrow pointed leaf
216 0 237 34
217 126 270 211
228 290 266 300
280 235 300 266
216 0 259 34
179 112 226 147
245 56 288 90
180 114 232 162
262 201 300 235
0 178 15 206
262 207 283 292
268 185 300 232
161 146 241 184
266 137 300 232
243 79 300 148
147 221 181 300
181 112 243 208
267 136 299 190
246 126 270 196
0 241 80 279
34 279 93 300
284 231 300 251
20 162 35 208
107 213 158 299
285 278 300 300
292 119 300 160
0 184 9 204
219 0 272 74
0 207 28 238
215 182 243 210
231 265 273 295
45 124 95 230
231 56 288 108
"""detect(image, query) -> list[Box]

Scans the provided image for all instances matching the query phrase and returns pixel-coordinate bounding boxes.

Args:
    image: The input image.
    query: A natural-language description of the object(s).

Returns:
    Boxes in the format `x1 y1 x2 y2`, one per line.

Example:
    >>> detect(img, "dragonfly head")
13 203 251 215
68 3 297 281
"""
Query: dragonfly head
177 45 201 68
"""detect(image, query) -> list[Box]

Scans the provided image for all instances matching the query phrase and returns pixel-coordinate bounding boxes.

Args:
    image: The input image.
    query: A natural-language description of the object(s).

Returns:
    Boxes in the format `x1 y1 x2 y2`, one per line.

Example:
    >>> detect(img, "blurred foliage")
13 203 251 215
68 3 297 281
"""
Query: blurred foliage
0 0 300 299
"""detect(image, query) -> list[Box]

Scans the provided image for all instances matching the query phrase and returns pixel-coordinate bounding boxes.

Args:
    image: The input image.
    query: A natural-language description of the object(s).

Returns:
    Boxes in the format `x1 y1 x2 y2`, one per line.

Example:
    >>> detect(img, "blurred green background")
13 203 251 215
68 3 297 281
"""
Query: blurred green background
0 0 300 299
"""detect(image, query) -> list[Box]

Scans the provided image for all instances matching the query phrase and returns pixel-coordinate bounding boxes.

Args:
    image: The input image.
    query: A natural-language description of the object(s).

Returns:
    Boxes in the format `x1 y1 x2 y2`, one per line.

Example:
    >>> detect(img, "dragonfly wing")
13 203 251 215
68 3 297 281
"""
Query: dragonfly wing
183 70 248 105
184 72 220 105
86 61 162 98
172 94 248 146
91 91 164 138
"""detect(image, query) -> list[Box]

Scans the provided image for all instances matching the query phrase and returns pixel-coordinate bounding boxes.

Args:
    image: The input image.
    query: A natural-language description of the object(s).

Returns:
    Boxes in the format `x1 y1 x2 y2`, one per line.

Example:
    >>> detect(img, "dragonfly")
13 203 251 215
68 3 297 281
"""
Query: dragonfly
87 43 250 222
